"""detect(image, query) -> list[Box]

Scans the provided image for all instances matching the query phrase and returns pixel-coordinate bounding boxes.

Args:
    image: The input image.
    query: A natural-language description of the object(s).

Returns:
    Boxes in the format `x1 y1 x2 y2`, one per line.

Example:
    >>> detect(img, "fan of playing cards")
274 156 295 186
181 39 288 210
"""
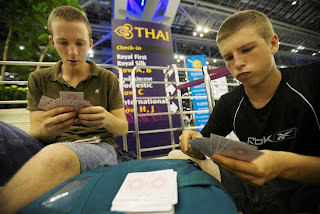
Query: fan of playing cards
189 134 263 162
38 91 92 112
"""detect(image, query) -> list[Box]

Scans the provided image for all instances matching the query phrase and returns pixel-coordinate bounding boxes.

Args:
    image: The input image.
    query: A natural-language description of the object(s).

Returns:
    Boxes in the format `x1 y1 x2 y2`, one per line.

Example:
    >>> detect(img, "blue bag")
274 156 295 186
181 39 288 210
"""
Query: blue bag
18 159 238 214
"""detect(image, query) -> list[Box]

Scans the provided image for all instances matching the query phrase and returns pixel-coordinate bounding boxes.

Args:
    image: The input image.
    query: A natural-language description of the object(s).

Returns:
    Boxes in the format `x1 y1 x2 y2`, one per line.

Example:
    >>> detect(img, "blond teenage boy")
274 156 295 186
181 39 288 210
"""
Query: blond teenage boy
0 6 128 214
169 10 320 213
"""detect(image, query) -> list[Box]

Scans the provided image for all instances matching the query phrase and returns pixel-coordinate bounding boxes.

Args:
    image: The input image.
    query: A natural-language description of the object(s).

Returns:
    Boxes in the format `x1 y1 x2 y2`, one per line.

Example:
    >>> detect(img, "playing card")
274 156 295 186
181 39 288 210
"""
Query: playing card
217 141 263 161
55 98 63 107
67 99 74 106
111 169 178 212
210 134 216 154
190 134 263 162
72 99 92 111
60 91 84 101
215 134 224 152
189 137 212 157
45 101 55 111
38 95 54 111
210 134 262 161
216 136 228 153
203 137 212 155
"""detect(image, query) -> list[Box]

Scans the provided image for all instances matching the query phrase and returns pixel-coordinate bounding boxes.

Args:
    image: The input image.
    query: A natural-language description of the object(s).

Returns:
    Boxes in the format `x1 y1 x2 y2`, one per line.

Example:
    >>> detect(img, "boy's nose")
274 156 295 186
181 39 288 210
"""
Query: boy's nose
68 45 78 55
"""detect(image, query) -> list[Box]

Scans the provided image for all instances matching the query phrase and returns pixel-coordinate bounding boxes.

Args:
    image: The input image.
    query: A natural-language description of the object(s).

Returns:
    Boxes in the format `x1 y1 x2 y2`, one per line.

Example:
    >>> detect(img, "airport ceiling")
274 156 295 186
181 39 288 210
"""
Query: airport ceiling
79 0 320 67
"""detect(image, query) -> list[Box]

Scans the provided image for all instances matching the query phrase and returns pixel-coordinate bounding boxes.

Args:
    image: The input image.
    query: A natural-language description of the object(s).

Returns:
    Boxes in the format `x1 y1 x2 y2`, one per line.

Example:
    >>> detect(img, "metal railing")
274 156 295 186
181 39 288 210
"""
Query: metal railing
0 61 239 157
0 61 128 150
131 64 217 158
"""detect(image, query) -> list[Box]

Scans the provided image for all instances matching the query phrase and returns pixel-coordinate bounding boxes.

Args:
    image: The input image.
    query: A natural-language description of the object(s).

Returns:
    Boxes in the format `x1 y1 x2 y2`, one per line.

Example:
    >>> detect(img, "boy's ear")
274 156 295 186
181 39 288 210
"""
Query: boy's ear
270 34 279 55
49 35 55 48
90 39 93 48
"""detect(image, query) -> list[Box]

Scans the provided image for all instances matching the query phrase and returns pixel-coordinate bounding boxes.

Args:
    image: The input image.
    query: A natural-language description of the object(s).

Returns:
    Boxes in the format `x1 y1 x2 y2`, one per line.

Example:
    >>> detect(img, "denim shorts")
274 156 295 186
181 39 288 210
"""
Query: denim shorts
58 141 118 173
0 121 44 185
0 121 117 185
220 167 320 214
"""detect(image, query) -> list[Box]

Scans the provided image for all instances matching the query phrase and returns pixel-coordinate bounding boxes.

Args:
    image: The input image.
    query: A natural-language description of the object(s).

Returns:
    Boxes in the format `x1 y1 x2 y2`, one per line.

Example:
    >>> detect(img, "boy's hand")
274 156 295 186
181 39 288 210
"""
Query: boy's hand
179 130 206 160
77 106 109 129
211 150 279 186
42 106 77 136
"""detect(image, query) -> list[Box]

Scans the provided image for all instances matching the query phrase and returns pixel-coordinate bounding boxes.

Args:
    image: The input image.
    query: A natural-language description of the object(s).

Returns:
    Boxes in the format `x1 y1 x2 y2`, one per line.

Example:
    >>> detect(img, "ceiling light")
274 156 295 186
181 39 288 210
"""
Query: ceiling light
206 61 209 65
174 54 178 59
203 28 209 33
312 53 317 56
199 33 204 37
292 1 297 5
297 46 305 50
213 59 217 63
19 45 25 50
196 26 202 31
179 55 184 60
193 32 197 36
177 59 181 62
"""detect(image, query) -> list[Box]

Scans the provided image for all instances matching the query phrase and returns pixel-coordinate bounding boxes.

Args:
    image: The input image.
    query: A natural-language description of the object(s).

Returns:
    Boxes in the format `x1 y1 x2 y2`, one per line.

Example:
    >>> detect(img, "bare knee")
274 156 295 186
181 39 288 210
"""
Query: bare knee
168 150 221 181
36 144 80 174
168 150 190 159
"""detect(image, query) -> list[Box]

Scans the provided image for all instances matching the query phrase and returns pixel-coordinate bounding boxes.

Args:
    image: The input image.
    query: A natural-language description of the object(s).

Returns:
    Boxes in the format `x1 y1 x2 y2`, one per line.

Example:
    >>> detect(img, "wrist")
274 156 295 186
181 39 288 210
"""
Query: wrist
274 151 296 180
103 111 111 129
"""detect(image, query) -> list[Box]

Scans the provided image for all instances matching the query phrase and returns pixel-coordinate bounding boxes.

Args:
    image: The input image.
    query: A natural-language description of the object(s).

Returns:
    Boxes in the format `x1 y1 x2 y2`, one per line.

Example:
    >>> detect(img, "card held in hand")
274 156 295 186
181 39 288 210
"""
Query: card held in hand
189 134 263 162
38 92 92 112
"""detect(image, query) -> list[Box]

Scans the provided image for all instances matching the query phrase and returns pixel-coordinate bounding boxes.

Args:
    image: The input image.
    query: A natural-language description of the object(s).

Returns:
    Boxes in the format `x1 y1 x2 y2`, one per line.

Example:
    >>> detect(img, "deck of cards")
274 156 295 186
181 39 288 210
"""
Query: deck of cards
111 169 178 213
38 91 92 112
189 134 263 162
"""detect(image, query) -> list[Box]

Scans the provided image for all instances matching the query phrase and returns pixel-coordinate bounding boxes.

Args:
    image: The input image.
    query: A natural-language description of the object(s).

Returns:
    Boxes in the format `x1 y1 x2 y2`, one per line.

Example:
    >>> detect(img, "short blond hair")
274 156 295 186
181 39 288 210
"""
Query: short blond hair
48 6 92 39
216 10 274 45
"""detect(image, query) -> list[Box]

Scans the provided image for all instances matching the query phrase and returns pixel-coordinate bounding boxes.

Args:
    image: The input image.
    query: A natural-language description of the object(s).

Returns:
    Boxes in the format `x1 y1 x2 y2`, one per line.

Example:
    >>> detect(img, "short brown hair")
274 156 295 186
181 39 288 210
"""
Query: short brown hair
216 10 274 45
48 6 92 39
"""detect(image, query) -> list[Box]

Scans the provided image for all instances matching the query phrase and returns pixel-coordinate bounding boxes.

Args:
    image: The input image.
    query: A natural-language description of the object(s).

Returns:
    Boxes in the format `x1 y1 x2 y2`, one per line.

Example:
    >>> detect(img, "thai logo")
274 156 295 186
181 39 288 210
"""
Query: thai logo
187 59 203 69
114 24 134 40
114 23 170 41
